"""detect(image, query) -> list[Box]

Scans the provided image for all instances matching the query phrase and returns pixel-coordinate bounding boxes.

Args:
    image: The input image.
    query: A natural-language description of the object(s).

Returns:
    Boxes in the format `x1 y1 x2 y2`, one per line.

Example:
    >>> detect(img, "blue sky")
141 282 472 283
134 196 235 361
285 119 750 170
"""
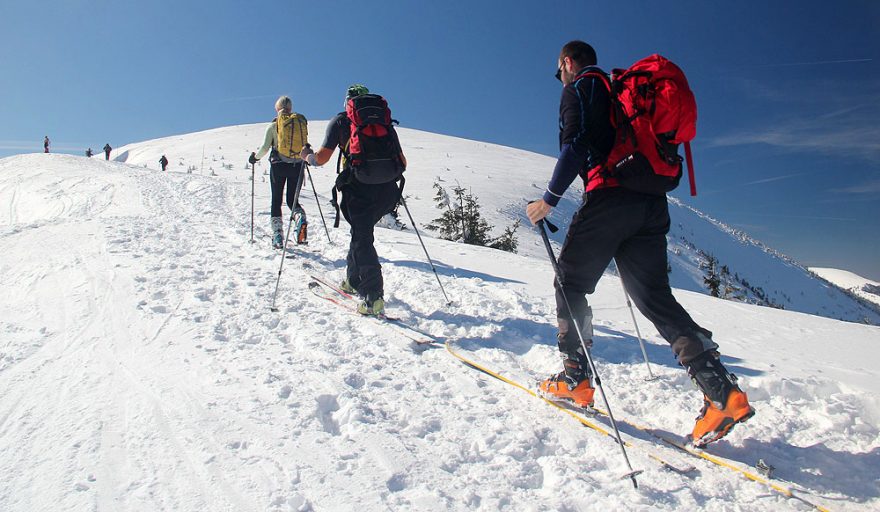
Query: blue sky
2 1 878 279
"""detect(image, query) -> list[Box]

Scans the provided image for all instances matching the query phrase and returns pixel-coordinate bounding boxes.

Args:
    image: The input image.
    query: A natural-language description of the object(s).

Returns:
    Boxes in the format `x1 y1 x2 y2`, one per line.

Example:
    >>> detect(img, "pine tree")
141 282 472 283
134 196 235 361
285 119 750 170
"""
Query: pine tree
427 181 518 253
489 220 520 253
703 254 721 297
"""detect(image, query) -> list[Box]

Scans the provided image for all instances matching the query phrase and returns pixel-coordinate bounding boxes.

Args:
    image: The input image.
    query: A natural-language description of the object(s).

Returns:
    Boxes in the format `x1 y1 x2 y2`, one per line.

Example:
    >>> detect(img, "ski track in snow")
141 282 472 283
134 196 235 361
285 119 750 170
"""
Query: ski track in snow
0 146 878 511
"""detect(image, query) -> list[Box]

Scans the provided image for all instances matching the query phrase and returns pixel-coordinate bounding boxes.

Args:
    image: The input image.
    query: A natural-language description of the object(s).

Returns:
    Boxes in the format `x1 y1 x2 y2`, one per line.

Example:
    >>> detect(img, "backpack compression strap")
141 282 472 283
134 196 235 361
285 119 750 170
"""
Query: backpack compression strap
332 150 342 228
684 141 696 196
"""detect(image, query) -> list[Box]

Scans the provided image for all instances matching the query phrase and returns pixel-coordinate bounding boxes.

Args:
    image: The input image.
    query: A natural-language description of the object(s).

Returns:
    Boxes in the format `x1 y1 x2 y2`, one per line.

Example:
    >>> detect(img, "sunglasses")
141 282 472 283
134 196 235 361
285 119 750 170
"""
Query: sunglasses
555 65 563 83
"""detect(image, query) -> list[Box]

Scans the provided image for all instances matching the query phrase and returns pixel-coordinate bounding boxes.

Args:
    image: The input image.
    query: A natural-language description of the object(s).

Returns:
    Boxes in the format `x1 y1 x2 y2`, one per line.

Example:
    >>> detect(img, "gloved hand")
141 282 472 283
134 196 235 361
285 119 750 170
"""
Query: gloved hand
248 152 257 165
301 145 318 166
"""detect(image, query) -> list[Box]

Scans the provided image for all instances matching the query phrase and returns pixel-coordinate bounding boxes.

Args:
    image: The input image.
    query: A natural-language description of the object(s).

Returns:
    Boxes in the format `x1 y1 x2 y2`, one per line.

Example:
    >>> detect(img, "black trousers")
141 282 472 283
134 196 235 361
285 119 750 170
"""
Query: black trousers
340 180 401 301
270 161 305 218
555 187 713 364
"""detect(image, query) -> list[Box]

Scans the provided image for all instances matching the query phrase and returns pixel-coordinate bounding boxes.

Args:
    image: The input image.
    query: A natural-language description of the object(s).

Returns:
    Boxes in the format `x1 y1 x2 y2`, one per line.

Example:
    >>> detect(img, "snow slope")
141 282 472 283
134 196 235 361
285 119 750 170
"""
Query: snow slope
810 267 880 308
111 122 880 326
1 145 878 511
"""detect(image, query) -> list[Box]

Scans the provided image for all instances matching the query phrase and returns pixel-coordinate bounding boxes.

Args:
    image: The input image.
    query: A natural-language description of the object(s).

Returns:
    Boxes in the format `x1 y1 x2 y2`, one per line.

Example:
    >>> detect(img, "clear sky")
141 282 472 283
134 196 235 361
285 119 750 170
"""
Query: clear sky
2 1 878 279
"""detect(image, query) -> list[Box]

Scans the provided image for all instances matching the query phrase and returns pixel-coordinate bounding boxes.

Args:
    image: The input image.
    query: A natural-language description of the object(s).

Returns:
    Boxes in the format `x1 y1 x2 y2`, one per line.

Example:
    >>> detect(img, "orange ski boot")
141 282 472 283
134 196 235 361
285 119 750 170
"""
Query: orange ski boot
539 372 595 408
692 388 755 447
686 351 755 447
296 220 308 245
538 352 595 408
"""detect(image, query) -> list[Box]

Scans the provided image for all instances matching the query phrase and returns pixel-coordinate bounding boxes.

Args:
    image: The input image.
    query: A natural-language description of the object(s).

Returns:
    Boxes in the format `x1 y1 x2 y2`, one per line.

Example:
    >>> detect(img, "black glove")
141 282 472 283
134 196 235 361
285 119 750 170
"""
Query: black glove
248 152 257 165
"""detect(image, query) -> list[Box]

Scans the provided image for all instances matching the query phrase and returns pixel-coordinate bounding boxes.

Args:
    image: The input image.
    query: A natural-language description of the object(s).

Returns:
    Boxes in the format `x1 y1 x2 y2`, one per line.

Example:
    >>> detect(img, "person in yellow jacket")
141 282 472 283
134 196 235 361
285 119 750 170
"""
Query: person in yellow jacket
249 95 309 248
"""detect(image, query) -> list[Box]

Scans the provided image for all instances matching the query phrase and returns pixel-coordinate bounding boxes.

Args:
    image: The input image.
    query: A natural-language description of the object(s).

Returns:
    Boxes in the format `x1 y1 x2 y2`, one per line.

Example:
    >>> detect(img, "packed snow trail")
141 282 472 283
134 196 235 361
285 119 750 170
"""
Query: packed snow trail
1 153 879 511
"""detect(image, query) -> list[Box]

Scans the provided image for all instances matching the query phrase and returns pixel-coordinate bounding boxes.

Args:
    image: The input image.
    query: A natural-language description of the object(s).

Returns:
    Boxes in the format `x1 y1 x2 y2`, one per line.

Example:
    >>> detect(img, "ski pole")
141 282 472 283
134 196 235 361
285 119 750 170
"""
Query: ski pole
303 159 331 244
537 218 641 488
399 195 452 306
269 167 306 312
612 259 655 380
250 162 256 244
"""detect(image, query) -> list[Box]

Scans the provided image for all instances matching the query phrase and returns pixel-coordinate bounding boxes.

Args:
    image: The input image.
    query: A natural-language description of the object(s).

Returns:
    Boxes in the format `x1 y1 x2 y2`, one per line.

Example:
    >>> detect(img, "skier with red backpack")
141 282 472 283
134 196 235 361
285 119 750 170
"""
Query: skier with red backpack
300 84 407 316
526 40 754 447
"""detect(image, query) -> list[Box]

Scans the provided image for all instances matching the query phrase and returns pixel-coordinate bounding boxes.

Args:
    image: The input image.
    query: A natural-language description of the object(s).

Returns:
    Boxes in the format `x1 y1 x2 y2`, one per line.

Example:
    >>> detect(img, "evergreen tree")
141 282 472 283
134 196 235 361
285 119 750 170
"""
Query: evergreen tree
703 254 721 297
489 220 520 253
427 181 518 253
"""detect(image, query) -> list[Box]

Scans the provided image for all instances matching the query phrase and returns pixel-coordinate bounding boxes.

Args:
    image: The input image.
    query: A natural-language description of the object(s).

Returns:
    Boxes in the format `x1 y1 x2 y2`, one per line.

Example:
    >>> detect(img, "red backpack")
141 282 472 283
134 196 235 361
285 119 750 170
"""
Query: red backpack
344 93 405 184
581 54 698 196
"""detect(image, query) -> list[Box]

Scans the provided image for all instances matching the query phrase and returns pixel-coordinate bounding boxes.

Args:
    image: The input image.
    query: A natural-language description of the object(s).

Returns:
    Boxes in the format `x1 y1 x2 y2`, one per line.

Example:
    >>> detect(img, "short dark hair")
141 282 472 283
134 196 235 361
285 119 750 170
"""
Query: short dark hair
560 41 597 68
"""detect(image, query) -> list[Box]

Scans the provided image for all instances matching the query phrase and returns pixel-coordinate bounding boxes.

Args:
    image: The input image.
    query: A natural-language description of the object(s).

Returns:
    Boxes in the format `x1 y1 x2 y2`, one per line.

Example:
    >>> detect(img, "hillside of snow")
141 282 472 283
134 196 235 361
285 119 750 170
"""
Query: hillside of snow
111 122 880 326
1 133 879 510
810 267 880 309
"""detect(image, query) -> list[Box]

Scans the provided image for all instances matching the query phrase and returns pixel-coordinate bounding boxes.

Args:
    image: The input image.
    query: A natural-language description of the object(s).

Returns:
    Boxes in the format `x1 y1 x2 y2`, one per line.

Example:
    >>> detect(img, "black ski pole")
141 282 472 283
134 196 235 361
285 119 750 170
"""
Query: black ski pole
250 162 256 244
303 158 331 244
537 218 642 488
269 166 306 312
399 195 452 306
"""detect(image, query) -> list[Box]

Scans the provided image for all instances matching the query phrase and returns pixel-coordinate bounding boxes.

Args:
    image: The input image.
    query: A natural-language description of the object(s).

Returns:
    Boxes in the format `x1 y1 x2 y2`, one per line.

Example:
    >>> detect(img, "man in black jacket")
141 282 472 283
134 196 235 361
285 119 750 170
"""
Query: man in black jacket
300 85 407 317
526 40 754 447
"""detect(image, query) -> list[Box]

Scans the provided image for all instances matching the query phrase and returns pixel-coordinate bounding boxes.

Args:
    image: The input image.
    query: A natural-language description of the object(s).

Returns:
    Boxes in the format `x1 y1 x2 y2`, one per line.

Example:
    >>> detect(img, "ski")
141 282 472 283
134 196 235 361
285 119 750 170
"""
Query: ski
447 342 838 510
541 380 833 511
444 341 695 475
307 278 436 346
308 273 401 320
648 428 831 511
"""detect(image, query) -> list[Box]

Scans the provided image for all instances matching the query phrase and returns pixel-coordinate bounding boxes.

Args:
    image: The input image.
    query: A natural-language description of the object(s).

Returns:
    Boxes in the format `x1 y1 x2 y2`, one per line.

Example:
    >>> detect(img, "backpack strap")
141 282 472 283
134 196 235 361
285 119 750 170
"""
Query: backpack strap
296 115 307 156
684 141 697 196
332 150 342 228
570 71 619 187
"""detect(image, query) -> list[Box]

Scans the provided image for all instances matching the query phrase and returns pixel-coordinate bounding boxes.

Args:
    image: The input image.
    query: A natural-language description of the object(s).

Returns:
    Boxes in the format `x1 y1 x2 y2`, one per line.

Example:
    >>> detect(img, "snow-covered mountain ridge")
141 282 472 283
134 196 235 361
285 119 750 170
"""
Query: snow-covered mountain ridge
2 149 879 511
810 267 880 308
114 122 880 325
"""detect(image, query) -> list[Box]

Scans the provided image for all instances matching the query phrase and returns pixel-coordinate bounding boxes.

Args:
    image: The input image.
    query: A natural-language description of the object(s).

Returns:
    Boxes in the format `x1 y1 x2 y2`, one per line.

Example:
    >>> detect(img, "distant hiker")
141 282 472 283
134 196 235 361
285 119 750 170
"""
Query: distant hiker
249 95 309 248
103 143 112 160
526 41 754 447
300 84 407 317
159 154 168 171
43 136 50 153
86 148 93 158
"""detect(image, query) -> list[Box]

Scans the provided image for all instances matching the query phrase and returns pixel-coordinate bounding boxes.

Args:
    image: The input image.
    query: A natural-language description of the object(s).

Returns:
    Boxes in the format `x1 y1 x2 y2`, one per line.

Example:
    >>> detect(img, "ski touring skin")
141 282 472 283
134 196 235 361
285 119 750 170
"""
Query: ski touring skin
447 341 835 511
307 275 437 346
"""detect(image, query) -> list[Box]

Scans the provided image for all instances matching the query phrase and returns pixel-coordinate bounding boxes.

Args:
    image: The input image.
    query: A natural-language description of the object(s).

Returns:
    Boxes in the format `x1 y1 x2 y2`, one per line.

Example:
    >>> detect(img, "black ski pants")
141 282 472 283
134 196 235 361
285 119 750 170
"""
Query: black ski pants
340 180 401 301
270 160 305 218
555 187 714 364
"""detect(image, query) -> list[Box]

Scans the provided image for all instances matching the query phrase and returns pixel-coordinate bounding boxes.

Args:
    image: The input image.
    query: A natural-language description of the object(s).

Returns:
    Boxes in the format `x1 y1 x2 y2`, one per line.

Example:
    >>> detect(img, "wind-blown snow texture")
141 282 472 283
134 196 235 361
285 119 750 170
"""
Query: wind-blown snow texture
1 125 878 511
